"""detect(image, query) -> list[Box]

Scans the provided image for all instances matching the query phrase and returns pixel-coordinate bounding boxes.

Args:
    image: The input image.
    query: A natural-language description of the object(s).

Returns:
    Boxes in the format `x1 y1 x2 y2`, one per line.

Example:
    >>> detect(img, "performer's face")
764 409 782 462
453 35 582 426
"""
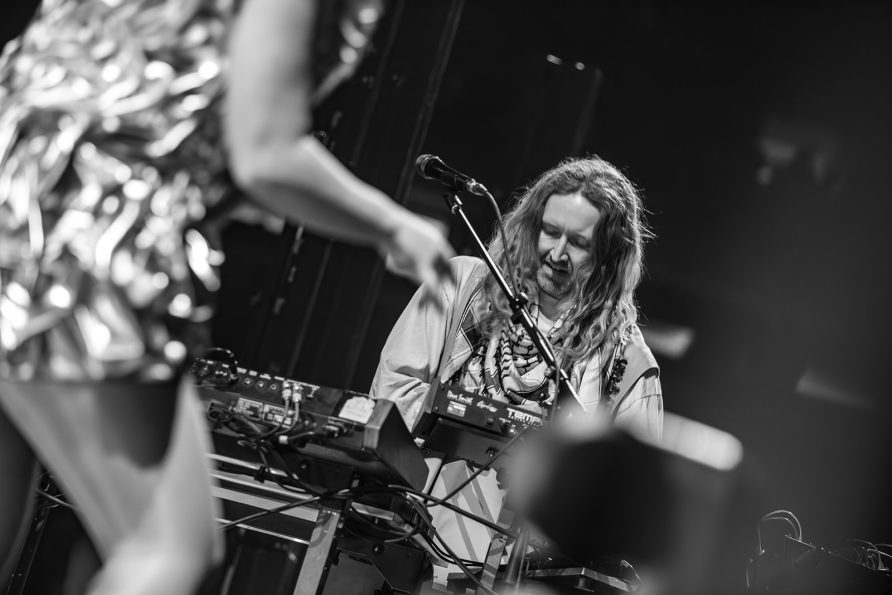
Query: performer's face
536 192 602 300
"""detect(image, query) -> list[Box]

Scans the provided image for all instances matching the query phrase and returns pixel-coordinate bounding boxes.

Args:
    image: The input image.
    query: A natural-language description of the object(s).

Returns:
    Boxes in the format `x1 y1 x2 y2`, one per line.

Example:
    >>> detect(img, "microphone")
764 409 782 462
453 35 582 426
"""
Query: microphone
415 154 487 196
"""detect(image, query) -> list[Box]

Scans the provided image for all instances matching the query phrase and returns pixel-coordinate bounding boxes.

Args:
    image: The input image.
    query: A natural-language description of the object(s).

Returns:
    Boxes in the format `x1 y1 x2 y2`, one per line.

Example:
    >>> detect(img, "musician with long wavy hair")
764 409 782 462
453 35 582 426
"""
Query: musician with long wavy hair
371 154 663 568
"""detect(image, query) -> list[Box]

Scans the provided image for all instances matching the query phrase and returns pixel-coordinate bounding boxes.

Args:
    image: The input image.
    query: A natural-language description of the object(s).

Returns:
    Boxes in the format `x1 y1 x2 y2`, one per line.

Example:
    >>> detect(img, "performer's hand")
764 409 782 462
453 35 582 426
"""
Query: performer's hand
538 391 556 406
381 211 455 307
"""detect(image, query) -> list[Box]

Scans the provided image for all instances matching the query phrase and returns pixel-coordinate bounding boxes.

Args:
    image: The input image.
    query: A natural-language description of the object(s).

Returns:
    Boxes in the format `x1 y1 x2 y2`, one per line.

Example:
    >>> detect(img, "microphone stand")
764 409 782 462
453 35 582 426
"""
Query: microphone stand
441 187 580 593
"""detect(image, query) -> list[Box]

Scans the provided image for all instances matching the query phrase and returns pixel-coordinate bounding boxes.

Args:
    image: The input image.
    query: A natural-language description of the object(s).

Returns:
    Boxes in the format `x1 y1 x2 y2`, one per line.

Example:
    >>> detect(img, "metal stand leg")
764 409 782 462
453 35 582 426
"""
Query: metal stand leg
502 527 528 594
475 506 515 594
294 506 342 595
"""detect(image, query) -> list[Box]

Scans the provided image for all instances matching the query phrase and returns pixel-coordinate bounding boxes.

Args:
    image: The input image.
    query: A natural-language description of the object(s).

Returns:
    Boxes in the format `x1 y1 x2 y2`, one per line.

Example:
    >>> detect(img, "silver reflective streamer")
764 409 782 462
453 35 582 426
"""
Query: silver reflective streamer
0 0 234 381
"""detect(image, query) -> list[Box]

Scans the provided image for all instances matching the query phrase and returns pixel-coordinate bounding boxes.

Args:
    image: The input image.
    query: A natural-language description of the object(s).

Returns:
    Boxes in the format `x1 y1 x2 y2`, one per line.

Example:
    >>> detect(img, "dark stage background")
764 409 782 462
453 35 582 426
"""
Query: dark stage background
210 0 892 554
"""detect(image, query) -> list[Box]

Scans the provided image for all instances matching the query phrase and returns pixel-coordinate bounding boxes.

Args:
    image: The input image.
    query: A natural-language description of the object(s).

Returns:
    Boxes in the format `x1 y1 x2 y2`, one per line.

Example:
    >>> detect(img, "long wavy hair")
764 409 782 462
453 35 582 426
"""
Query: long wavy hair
481 155 653 366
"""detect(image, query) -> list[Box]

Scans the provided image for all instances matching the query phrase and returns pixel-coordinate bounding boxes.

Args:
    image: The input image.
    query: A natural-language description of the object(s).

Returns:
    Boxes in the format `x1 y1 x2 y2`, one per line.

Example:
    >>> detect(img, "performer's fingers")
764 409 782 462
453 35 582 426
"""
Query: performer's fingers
417 273 449 314
433 253 455 284
417 288 442 314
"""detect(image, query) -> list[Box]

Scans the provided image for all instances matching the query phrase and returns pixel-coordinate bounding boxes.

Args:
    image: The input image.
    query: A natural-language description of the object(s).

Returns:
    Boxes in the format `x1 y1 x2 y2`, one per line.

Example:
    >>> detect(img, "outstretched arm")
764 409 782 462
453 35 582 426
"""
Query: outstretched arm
225 0 454 288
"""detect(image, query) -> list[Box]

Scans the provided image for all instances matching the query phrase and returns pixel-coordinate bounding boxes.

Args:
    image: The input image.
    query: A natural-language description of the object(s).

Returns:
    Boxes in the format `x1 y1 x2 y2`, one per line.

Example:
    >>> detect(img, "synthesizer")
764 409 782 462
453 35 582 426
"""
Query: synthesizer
412 381 545 468
189 352 429 493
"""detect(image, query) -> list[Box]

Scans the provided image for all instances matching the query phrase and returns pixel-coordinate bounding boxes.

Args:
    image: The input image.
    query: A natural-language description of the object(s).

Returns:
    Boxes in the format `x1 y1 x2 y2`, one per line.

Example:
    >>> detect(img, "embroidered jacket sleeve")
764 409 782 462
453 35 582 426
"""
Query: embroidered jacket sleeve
571 324 663 441
611 370 663 441
370 256 482 429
